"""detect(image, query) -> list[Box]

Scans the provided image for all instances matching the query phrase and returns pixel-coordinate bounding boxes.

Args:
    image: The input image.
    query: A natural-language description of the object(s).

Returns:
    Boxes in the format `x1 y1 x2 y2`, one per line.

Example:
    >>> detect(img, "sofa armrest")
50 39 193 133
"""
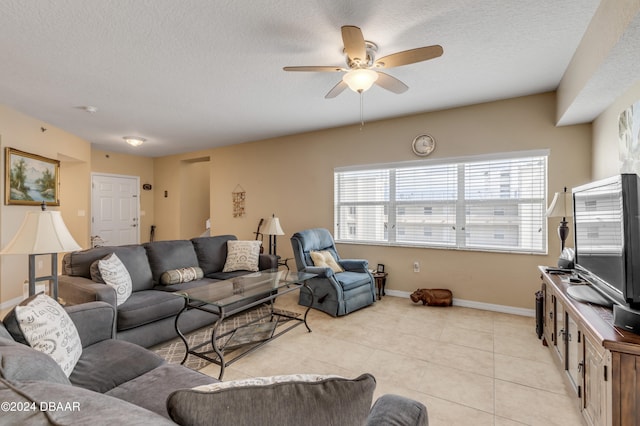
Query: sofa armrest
367 394 428 426
339 259 369 272
303 266 335 278
59 275 117 307
65 301 116 347
258 253 278 270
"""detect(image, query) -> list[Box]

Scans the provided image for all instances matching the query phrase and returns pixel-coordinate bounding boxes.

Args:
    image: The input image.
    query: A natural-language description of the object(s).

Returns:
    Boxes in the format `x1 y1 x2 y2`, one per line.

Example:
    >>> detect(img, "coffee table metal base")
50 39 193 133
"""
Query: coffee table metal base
175 284 312 380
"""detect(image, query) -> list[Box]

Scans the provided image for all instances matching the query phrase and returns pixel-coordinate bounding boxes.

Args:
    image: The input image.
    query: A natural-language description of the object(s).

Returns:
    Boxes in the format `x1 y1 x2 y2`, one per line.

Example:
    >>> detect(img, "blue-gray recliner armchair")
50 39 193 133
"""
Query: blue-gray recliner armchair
290 228 376 316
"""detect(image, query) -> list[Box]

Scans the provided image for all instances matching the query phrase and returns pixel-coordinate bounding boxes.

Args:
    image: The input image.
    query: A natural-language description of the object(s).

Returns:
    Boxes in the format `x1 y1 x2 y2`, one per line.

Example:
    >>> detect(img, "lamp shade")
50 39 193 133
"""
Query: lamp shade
262 217 284 236
342 69 378 93
1 210 81 255
546 191 573 219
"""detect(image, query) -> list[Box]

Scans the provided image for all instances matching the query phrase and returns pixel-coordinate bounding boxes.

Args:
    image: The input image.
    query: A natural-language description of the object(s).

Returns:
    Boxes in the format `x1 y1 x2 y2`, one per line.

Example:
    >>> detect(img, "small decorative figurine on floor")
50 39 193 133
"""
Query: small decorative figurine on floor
410 288 453 307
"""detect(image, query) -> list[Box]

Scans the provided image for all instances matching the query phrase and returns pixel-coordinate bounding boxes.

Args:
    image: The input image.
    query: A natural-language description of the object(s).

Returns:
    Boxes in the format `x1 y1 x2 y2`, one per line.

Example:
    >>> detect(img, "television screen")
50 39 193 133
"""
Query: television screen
573 174 640 308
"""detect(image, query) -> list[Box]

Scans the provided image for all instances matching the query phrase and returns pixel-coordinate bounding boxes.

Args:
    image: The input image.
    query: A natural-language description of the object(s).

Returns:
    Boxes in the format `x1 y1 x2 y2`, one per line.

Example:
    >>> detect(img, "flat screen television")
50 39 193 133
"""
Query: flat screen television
572 173 640 310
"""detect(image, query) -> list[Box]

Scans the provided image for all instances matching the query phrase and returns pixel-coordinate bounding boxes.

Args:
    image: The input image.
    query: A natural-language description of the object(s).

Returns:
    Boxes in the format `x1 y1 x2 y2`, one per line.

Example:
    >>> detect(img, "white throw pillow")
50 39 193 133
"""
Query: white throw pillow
222 240 262 272
310 250 344 273
98 253 132 305
15 293 82 377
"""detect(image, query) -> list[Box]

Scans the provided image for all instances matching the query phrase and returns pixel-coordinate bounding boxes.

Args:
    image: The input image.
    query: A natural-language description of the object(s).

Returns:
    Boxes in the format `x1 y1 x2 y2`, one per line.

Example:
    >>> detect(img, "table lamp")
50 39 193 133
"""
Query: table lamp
262 214 284 257
546 187 573 252
0 202 81 301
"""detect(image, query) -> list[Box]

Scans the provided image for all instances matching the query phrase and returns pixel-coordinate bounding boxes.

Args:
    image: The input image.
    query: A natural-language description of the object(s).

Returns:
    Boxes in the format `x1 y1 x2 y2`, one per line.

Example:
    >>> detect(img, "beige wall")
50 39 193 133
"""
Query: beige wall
91 149 155 243
0 105 91 304
153 150 212 241
592 80 640 179
153 92 592 310
180 157 211 239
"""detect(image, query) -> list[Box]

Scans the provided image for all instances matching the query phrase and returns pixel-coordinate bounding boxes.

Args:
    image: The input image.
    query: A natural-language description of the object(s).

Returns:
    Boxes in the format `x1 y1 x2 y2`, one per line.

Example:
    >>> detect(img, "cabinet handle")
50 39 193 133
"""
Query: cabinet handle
578 361 584 373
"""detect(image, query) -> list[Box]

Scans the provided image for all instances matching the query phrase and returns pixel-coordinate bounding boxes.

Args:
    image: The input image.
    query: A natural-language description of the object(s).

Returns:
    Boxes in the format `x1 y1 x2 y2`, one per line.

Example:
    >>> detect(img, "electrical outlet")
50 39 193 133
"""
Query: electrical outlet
413 261 420 273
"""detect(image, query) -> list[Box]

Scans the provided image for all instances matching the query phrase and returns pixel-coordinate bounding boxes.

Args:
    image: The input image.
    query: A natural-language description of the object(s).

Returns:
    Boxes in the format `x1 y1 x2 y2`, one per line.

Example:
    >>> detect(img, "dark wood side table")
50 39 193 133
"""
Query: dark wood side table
372 272 388 300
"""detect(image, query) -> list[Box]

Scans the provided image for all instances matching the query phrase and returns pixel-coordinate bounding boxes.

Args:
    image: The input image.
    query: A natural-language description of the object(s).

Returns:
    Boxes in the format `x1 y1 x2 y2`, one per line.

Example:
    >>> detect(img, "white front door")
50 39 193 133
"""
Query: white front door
91 173 140 246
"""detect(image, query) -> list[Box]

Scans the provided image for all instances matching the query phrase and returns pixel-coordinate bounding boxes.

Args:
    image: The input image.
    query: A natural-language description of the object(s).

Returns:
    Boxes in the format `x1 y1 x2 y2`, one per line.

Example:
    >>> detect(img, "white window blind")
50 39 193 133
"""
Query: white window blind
334 151 548 254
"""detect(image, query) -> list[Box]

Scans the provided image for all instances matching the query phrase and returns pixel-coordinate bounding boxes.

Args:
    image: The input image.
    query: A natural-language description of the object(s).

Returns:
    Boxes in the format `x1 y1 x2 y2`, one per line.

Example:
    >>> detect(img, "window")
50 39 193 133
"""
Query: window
334 150 548 254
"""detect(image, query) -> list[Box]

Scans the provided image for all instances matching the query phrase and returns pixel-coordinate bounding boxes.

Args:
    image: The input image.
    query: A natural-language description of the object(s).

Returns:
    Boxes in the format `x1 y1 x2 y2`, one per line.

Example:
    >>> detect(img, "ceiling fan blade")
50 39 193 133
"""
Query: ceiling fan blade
325 80 348 99
341 25 366 63
375 45 443 68
283 66 343 72
374 72 408 94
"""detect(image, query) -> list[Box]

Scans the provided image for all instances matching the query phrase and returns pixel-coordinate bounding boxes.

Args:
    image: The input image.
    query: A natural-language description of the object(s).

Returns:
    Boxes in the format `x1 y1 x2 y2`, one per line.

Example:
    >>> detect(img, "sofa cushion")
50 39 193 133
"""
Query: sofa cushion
69 339 165 393
7 294 82 377
0 322 12 340
106 363 216 419
167 373 376 426
0 337 70 385
116 290 185 331
153 277 219 293
0 377 175 425
160 266 204 285
336 271 374 291
97 253 133 305
191 235 237 275
64 245 154 292
145 240 200 285
207 270 258 280
222 240 261 272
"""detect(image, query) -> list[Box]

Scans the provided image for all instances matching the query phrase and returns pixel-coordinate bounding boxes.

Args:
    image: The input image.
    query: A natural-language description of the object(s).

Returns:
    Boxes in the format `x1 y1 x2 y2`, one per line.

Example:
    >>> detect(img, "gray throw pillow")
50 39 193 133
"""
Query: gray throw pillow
166 373 376 426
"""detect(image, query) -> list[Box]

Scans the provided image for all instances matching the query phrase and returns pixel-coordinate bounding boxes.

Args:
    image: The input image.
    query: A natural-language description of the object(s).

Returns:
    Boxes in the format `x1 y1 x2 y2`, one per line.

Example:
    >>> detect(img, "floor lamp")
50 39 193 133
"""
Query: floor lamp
263 214 284 257
0 203 81 302
546 187 573 253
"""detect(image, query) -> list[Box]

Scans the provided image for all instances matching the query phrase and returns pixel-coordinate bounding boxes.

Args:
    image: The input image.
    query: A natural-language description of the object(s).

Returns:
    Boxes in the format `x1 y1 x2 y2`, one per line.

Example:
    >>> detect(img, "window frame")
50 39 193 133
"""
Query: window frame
334 150 549 255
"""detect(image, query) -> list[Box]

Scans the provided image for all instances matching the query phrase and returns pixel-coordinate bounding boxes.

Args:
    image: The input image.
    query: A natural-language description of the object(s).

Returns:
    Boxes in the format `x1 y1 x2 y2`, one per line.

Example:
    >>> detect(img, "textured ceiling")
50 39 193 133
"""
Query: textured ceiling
0 0 622 157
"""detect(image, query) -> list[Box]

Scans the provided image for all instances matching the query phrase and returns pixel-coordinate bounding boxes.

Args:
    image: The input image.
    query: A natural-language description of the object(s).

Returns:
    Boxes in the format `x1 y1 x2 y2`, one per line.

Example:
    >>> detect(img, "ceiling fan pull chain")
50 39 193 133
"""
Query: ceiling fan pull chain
359 90 365 129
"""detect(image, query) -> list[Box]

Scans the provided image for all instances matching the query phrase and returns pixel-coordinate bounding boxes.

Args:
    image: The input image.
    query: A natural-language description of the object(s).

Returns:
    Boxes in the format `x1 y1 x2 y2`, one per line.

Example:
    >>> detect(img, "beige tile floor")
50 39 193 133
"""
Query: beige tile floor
200 292 585 426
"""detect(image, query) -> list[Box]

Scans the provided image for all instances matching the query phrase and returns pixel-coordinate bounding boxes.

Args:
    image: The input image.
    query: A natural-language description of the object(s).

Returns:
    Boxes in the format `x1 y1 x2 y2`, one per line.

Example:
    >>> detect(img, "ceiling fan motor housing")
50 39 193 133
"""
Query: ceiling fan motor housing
345 41 378 69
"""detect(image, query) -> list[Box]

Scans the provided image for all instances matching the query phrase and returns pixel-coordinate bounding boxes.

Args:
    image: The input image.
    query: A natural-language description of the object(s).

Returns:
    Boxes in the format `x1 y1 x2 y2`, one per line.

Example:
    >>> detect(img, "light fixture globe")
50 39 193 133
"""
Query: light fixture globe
342 69 378 93
123 136 146 147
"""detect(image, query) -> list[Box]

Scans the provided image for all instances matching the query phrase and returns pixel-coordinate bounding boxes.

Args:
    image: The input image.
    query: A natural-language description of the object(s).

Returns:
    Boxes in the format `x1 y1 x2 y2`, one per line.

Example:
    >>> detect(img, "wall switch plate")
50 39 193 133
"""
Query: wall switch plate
413 261 420 272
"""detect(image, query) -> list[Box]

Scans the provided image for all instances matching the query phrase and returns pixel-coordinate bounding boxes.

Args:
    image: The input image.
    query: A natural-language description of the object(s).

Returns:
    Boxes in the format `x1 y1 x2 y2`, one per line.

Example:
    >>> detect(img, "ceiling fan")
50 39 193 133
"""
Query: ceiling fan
283 25 443 98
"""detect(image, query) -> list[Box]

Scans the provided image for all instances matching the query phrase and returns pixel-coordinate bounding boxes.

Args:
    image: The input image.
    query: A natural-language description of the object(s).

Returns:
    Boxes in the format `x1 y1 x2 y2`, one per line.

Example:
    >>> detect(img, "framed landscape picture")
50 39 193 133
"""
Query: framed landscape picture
5 148 60 206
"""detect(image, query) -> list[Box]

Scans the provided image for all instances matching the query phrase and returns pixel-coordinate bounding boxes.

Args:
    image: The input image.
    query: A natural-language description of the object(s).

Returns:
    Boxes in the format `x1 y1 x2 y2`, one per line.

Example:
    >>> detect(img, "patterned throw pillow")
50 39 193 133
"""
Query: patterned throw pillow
14 293 83 377
160 267 204 285
222 240 261 272
310 250 344 273
193 374 344 392
98 253 132 306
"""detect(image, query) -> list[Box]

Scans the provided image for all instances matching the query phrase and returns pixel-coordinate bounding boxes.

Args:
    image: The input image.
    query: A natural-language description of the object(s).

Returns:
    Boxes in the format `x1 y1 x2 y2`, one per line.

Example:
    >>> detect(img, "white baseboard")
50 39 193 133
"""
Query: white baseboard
0 295 23 312
0 283 47 312
384 289 535 317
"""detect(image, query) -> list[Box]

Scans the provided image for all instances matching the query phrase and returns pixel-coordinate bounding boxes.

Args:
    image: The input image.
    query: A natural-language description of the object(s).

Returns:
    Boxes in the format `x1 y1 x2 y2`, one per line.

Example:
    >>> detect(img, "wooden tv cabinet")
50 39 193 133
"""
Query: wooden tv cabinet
539 266 640 426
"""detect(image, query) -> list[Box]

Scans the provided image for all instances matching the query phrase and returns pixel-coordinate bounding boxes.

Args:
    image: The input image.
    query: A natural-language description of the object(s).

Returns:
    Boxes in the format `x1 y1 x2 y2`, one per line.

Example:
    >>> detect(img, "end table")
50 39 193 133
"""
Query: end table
372 272 388 300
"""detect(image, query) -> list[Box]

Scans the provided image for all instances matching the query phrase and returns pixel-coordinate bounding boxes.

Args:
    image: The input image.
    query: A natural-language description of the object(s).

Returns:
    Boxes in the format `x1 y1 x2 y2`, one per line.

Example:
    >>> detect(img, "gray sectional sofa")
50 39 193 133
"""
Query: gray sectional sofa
58 235 277 348
0 301 429 425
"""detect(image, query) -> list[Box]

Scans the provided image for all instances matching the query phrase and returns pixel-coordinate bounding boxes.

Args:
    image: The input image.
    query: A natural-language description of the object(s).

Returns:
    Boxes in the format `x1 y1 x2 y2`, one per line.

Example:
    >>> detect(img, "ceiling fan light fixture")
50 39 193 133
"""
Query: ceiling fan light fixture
342 69 378 93
123 136 146 147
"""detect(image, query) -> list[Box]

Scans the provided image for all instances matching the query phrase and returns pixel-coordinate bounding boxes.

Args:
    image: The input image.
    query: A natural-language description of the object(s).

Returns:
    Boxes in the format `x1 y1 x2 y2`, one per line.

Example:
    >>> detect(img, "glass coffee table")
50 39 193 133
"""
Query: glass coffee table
174 270 315 379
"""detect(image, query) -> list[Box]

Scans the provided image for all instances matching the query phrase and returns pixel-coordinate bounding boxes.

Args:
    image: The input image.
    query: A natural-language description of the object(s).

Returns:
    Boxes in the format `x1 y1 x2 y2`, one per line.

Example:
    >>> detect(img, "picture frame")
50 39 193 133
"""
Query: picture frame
376 263 385 273
5 147 60 206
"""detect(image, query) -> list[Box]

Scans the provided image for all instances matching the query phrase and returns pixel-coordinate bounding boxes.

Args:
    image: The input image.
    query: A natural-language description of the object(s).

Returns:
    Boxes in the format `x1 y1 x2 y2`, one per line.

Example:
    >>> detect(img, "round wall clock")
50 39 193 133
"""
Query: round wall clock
412 134 436 156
